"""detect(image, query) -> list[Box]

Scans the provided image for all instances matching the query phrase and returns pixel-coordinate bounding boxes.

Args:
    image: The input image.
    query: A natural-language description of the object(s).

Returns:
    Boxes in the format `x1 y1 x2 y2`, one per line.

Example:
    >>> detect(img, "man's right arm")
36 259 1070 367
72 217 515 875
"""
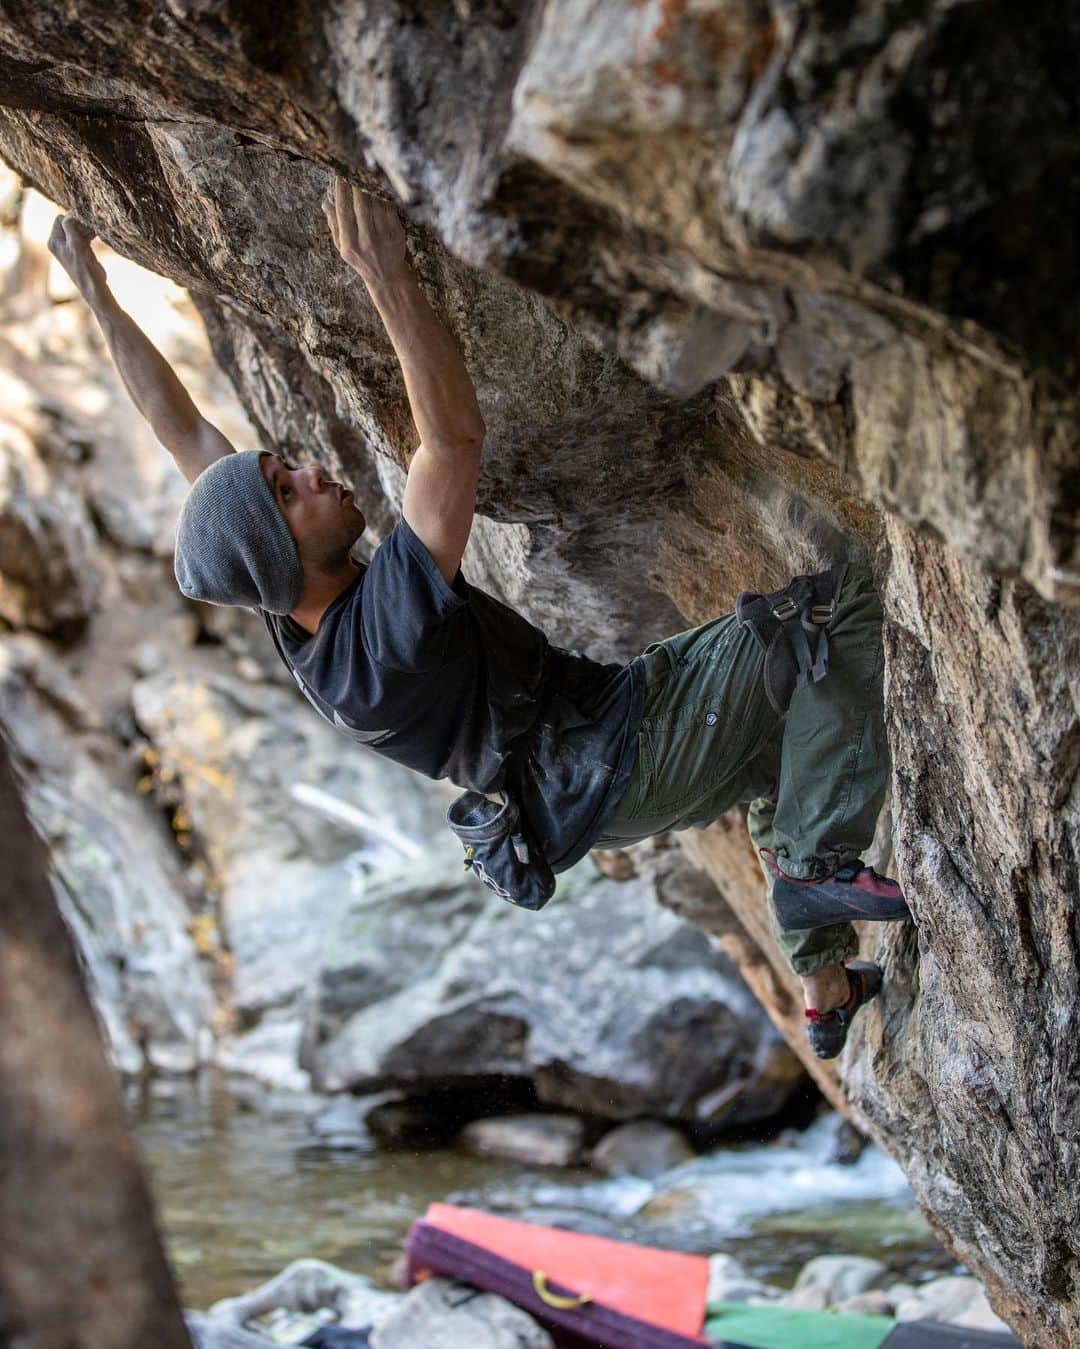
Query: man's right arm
47 215 235 485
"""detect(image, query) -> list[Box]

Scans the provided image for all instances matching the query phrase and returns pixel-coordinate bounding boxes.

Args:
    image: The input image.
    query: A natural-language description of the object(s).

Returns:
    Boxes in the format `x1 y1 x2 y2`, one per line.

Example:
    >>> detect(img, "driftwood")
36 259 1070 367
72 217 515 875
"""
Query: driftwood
0 733 191 1349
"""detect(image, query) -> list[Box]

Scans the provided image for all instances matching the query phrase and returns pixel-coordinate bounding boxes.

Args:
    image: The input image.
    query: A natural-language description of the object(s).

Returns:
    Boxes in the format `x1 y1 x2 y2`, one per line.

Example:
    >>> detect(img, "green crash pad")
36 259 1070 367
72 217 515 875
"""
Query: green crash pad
705 1300 895 1349
705 1304 1023 1349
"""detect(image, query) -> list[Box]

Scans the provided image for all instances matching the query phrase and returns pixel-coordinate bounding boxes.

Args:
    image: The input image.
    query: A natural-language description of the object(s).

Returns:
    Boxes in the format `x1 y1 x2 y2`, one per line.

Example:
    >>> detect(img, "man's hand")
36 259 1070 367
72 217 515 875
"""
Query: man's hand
46 211 234 484
323 178 407 286
47 214 108 303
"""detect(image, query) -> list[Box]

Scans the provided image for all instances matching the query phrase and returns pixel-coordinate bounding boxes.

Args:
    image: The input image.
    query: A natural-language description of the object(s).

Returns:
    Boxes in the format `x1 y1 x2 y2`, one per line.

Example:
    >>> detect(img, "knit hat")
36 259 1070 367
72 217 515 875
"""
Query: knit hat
174 451 303 614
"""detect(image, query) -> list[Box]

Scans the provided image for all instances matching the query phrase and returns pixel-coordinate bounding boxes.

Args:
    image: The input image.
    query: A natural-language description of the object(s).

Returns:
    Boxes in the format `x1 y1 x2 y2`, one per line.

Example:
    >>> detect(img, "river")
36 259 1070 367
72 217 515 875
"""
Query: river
133 1077 959 1312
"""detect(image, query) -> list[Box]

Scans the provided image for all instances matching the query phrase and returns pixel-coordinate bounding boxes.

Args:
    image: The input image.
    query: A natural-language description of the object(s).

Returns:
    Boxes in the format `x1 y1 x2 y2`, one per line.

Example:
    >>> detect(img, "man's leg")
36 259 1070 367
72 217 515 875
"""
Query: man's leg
770 564 889 873
594 611 782 849
758 565 904 1057
747 795 858 1001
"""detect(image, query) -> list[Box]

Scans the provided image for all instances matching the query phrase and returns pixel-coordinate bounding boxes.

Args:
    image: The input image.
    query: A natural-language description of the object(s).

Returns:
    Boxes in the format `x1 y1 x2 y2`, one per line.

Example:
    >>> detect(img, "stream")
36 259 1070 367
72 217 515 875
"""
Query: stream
133 1077 960 1311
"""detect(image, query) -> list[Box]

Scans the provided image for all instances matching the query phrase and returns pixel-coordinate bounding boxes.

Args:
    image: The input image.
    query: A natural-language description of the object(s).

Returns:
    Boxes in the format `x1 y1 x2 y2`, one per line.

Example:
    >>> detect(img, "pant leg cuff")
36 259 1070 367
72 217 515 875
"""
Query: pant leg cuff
787 931 860 977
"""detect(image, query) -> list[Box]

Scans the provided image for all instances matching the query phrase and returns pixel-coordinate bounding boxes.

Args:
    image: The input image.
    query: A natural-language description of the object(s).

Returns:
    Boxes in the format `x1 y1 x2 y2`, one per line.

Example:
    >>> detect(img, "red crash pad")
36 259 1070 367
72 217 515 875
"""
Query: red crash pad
420 1202 709 1338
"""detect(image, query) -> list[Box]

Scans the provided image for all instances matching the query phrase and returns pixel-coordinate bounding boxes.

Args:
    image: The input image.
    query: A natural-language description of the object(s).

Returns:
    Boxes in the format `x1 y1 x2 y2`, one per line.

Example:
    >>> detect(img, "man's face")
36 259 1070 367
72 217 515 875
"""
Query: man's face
259 451 366 568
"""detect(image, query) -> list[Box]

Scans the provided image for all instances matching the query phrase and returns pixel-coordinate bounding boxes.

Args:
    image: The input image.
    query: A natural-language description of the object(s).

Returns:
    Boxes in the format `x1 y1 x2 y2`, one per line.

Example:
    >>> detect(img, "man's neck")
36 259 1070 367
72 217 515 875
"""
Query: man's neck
288 562 361 636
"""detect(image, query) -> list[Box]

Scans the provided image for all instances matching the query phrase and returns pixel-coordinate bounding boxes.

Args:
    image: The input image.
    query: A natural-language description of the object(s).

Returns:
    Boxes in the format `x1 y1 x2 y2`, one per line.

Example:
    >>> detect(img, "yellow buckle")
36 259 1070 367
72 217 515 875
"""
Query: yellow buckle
532 1270 592 1310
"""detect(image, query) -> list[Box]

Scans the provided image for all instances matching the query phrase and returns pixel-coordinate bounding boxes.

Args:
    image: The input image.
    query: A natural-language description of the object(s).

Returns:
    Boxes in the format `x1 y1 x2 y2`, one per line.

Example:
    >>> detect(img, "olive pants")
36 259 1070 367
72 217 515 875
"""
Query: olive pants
594 565 887 976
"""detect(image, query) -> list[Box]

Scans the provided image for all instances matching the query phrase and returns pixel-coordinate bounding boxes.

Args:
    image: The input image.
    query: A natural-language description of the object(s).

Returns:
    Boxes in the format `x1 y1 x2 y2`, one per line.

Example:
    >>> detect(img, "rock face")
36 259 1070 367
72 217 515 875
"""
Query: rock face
0 3 1077 1340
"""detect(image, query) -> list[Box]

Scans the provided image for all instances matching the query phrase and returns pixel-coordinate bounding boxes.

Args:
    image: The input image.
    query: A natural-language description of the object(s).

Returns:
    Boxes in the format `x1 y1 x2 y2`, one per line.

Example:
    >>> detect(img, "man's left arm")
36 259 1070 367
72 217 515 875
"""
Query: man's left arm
325 181 485 585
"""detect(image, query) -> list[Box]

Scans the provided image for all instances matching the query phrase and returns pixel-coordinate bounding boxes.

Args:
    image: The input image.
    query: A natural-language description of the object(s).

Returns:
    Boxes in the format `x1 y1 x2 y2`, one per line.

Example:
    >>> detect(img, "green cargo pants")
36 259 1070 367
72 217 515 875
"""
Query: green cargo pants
593 564 887 976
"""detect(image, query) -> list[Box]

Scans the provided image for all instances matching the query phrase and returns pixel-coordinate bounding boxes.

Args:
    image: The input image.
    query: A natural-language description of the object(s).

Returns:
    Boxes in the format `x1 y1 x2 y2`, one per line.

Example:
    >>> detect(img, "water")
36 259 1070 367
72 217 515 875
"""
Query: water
132 1079 957 1312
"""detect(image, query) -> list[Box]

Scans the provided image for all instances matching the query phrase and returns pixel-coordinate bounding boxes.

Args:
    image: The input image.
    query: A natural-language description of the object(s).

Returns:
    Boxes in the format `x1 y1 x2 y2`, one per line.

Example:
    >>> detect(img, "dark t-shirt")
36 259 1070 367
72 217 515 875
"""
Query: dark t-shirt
262 518 643 870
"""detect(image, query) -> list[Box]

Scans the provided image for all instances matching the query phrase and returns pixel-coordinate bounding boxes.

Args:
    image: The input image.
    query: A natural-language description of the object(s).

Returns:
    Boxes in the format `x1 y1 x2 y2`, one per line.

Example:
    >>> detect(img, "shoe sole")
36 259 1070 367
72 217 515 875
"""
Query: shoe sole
773 879 911 932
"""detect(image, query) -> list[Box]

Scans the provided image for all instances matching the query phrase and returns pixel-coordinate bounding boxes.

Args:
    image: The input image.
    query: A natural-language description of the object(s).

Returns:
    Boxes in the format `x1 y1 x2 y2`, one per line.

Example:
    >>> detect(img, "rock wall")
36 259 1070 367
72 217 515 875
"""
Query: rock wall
0 2 1077 1340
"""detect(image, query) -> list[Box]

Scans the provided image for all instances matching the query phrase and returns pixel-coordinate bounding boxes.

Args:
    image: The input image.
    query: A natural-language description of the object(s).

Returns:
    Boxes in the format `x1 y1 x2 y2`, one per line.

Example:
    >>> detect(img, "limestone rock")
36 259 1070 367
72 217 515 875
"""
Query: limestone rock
0 405 100 636
370 1278 553 1349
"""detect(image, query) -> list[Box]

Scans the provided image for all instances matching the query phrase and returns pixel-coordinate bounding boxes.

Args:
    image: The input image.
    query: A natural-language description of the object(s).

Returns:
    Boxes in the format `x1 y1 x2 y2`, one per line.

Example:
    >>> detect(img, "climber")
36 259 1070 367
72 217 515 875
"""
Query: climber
47 181 910 1061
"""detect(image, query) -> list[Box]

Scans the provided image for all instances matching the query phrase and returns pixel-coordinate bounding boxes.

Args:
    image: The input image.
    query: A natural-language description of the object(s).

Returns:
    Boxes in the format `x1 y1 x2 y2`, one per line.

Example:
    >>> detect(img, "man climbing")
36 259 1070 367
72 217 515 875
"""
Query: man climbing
47 179 910 1061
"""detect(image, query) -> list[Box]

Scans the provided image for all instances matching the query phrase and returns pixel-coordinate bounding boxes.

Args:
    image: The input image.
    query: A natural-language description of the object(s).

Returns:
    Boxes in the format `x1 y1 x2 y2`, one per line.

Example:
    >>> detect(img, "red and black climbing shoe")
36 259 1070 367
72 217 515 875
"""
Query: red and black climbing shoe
763 852 911 932
805 961 883 1060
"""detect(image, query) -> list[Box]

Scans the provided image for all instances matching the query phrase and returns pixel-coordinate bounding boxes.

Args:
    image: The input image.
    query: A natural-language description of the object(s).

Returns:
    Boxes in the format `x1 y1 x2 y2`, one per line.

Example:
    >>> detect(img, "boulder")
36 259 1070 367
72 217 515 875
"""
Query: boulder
130 659 452 1081
184 1316 273 1349
0 634 214 1074
590 1120 695 1180
460 1114 587 1168
835 1290 896 1318
706 1249 778 1307
208 1258 401 1334
791 1255 890 1308
370 1278 553 1349
303 850 803 1125
894 1276 1013 1333
185 1314 275 1349
306 1095 381 1152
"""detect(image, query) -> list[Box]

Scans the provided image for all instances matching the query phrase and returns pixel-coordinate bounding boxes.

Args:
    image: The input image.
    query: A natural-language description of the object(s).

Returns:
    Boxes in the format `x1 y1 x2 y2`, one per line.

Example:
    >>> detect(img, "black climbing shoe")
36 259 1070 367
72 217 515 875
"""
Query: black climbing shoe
764 853 911 932
805 961 883 1060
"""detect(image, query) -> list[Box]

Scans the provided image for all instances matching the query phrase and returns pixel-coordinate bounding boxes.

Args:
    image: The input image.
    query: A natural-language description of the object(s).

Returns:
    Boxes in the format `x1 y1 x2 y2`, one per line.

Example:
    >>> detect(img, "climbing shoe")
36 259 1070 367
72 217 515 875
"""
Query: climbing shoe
805 961 883 1060
764 852 911 932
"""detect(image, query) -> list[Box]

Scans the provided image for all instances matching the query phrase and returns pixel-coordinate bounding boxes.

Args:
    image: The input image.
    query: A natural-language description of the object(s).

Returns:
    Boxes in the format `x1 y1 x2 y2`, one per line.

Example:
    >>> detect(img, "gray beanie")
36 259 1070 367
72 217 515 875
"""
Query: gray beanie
174 451 303 614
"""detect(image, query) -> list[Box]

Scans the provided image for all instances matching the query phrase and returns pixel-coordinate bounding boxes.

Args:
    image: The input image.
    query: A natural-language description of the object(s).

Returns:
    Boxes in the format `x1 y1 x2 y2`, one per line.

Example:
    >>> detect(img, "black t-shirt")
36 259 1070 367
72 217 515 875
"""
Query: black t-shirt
262 518 643 870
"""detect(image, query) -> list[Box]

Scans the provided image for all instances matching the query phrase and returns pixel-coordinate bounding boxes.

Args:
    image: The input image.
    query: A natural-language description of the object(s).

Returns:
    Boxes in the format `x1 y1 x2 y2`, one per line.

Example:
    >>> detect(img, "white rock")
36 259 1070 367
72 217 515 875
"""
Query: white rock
370 1277 554 1348
835 1289 895 1317
591 1119 694 1179
208 1258 401 1332
895 1275 1011 1331
461 1113 587 1167
782 1287 830 1312
793 1254 889 1307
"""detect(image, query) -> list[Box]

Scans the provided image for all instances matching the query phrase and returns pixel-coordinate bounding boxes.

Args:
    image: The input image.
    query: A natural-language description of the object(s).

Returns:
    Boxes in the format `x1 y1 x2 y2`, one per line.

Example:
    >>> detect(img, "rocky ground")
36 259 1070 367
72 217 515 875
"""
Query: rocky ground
184 1250 1013 1348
